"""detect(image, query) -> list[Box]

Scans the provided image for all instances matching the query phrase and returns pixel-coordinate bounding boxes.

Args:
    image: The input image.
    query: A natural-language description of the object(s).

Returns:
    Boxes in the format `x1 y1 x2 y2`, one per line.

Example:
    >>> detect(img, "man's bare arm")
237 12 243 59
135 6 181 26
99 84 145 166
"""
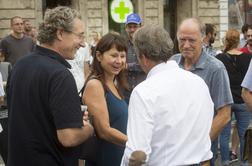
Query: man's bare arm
242 88 252 112
57 112 94 147
210 105 231 140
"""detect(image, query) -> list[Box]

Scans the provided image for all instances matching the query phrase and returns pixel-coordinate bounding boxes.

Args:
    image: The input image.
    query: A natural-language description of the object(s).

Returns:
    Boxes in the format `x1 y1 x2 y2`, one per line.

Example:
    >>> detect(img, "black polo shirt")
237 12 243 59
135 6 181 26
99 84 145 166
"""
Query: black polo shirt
7 45 83 166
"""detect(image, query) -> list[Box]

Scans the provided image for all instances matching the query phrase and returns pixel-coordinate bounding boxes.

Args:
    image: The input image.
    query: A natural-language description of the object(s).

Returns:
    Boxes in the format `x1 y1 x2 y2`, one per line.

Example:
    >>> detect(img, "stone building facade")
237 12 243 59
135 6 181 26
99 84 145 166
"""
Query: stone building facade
0 0 229 48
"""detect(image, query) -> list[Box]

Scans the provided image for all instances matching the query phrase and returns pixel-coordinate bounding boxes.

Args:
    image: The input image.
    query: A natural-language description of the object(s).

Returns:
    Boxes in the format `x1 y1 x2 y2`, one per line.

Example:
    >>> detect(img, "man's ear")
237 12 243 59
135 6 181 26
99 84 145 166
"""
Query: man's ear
56 29 64 41
141 54 148 66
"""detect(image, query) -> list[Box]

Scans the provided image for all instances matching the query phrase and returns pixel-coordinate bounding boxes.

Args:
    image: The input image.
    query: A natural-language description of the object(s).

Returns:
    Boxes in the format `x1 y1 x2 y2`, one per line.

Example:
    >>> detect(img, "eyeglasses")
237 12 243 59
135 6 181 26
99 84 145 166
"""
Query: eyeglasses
178 38 197 45
65 30 85 40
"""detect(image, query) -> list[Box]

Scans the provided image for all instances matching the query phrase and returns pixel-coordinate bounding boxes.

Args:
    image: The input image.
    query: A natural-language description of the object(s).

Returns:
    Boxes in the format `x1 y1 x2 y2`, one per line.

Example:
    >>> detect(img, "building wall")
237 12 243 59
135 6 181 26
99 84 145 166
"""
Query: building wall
138 0 163 26
0 0 228 48
72 0 108 42
0 0 42 39
219 0 228 47
197 0 225 48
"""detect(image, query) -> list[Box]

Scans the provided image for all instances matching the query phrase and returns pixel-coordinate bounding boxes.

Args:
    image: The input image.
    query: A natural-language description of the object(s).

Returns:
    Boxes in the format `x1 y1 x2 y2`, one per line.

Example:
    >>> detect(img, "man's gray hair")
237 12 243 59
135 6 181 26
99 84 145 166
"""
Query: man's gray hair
133 25 174 62
178 18 205 38
37 6 81 44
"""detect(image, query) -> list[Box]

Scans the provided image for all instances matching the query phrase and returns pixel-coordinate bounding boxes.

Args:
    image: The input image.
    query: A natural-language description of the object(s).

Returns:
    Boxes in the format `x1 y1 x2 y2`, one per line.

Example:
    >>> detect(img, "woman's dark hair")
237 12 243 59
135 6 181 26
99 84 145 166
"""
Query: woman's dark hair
87 33 129 95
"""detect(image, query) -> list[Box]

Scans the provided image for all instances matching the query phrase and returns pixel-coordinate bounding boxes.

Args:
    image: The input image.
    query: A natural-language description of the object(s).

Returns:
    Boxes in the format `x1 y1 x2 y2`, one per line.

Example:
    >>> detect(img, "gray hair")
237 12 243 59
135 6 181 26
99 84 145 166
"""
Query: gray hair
37 6 81 44
178 18 205 38
133 25 174 62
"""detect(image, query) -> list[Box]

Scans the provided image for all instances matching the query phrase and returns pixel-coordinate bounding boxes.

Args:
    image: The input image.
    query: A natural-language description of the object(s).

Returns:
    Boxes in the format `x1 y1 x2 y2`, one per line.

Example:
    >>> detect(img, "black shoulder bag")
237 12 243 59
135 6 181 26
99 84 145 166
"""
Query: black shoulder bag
225 53 252 162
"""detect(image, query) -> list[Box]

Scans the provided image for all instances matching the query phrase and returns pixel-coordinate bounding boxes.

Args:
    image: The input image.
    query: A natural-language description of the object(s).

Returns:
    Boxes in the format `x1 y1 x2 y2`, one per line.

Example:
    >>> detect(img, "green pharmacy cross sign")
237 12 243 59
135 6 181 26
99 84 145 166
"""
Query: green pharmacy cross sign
111 0 133 23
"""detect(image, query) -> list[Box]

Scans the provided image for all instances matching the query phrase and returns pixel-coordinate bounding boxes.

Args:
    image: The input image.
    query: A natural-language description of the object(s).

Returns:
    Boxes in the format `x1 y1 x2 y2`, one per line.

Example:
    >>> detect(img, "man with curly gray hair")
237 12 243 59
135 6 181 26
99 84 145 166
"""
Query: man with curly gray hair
7 6 93 166
121 25 214 165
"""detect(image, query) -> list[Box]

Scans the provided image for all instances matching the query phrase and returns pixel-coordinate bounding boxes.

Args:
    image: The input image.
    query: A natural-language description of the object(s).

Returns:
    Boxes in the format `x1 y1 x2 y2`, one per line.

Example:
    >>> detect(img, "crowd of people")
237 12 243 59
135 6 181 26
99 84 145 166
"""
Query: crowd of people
0 6 251 166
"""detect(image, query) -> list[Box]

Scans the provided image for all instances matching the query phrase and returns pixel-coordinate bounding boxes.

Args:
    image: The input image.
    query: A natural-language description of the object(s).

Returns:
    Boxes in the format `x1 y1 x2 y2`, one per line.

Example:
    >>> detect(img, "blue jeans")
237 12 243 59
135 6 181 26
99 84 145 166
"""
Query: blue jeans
219 104 251 165
210 138 218 166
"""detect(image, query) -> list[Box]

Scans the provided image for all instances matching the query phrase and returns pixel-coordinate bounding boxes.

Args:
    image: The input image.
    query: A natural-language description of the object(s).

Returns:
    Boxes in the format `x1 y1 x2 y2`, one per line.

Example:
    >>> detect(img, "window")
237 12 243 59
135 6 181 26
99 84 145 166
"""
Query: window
228 0 245 29
245 0 252 24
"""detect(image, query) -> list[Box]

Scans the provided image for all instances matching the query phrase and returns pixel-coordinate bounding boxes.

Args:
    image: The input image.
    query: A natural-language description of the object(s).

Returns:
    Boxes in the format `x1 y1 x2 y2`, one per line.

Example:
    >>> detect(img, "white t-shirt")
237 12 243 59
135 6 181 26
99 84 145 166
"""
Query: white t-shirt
121 61 214 166
67 44 91 92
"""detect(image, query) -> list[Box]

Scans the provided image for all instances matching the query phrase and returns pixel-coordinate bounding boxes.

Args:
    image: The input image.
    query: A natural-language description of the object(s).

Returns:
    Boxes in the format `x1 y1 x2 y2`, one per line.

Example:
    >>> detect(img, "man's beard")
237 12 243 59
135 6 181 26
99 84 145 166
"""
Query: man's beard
209 37 215 45
247 39 252 46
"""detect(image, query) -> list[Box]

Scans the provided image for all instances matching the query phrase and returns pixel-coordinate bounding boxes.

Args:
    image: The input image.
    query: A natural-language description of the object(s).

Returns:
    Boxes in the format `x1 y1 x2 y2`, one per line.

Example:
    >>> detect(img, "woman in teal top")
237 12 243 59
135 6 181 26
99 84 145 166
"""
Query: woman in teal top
82 33 128 166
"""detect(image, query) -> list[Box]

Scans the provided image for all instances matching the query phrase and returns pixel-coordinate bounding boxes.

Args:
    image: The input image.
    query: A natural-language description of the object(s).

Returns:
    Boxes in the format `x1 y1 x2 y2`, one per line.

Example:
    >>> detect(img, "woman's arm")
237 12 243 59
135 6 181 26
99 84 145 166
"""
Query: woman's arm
83 79 127 146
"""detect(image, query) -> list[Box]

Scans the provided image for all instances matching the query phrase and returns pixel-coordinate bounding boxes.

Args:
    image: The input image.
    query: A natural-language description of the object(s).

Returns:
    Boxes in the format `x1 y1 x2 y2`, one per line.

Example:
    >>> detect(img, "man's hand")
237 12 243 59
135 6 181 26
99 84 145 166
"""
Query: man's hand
129 151 146 166
83 110 90 124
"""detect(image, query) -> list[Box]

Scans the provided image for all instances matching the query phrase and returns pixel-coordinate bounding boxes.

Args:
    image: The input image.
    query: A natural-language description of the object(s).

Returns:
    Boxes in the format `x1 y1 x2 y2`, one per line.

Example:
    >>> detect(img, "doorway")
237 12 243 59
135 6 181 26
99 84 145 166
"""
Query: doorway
164 0 177 40
42 0 72 15
164 0 177 52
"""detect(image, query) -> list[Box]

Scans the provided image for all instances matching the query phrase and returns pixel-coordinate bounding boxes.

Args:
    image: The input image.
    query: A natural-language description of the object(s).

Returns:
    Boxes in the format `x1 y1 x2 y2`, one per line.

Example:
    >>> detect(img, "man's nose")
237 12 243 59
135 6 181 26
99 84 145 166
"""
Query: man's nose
183 40 191 48
130 27 136 32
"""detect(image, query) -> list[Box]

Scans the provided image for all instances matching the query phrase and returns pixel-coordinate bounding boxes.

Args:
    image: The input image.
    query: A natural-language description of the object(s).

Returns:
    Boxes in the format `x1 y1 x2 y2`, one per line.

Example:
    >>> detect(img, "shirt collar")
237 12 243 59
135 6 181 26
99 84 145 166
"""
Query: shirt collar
203 43 211 48
147 61 178 79
35 45 71 68
177 49 208 71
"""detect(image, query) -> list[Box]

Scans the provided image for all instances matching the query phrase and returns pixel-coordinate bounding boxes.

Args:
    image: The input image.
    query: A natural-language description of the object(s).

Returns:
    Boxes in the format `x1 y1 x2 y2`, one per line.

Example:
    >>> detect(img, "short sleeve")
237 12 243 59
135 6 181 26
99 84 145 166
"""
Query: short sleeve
1 38 7 57
210 67 233 110
242 59 252 91
49 70 83 129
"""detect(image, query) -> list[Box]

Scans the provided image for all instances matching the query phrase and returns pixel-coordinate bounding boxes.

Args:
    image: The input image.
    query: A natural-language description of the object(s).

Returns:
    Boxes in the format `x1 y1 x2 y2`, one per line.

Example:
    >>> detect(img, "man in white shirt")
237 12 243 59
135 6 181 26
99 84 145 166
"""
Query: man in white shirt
67 42 91 92
121 25 214 166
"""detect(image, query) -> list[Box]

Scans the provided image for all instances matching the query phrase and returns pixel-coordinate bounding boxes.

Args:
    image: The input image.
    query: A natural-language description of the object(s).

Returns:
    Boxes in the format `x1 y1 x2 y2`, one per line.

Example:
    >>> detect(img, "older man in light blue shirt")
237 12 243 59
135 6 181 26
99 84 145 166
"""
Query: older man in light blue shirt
171 18 233 166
